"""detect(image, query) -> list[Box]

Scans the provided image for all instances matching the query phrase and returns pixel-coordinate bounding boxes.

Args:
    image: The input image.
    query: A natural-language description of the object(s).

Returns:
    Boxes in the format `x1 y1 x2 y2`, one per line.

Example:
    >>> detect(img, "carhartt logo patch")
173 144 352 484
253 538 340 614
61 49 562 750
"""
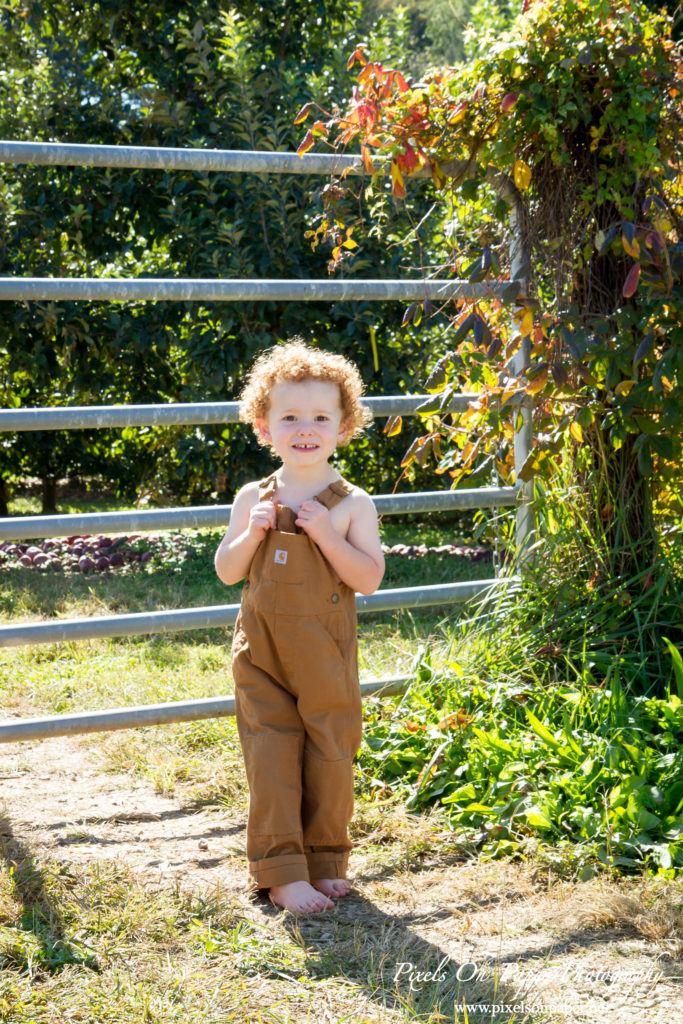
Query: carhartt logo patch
274 549 288 565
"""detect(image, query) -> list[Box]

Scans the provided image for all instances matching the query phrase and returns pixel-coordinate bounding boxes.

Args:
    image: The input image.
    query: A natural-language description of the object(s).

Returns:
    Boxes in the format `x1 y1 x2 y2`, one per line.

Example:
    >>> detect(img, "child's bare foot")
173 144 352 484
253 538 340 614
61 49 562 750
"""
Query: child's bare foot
269 880 333 913
312 878 352 899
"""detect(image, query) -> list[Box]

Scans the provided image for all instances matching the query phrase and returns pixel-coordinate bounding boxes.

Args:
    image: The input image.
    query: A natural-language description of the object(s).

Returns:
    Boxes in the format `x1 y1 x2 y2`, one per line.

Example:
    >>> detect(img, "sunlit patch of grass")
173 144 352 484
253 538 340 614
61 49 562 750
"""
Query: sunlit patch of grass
573 879 683 953
0 639 232 715
7 480 132 518
98 718 247 807
0 852 544 1024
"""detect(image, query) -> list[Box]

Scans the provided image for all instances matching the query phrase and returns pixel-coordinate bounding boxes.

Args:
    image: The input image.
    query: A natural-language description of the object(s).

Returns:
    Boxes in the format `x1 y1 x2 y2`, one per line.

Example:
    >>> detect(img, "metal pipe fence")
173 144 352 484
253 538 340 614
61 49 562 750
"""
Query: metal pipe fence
0 139 452 178
0 580 507 649
0 488 519 543
0 676 410 744
0 139 532 743
0 392 523 432
0 276 518 303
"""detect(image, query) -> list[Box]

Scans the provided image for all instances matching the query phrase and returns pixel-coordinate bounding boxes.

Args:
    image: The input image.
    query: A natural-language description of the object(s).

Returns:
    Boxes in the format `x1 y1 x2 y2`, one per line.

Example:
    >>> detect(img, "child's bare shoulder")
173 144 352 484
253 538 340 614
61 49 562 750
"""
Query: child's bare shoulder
234 479 261 503
231 479 261 516
344 483 378 516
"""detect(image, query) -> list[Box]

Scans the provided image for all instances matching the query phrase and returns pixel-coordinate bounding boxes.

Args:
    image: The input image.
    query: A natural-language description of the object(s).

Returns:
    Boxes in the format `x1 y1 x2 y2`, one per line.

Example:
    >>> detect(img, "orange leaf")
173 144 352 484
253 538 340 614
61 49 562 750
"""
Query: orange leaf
623 262 640 298
622 233 640 259
358 102 377 130
519 306 534 336
357 63 375 86
384 414 403 437
347 47 366 70
394 70 409 93
438 710 473 730
526 368 549 395
361 144 375 174
296 130 315 157
448 101 468 124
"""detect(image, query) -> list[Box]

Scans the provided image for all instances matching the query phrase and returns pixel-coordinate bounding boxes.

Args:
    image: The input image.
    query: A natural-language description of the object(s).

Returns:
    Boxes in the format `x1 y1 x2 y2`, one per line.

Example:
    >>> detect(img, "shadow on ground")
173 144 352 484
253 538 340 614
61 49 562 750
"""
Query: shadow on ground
0 812 99 975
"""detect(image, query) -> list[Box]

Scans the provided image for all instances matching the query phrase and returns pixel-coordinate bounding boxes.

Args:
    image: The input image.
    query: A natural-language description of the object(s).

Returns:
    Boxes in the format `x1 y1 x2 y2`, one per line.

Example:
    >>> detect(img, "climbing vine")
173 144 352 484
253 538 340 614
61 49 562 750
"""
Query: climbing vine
298 0 683 570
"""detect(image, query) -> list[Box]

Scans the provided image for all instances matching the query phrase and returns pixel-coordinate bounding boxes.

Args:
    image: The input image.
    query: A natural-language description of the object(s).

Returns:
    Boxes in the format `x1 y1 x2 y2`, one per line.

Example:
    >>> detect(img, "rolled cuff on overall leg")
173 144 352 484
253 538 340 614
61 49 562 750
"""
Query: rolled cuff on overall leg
249 853 310 889
305 850 349 880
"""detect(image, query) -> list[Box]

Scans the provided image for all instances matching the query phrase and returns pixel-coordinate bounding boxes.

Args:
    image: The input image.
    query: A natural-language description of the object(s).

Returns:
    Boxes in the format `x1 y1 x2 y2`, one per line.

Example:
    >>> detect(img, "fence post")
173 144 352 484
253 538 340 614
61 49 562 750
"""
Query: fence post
509 194 535 558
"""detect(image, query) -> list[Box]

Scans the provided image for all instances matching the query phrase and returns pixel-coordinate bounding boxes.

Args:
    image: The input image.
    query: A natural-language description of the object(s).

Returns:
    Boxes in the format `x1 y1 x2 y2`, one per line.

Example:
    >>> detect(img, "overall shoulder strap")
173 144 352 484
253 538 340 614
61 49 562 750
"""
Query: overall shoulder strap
258 473 278 501
257 472 298 533
315 477 354 511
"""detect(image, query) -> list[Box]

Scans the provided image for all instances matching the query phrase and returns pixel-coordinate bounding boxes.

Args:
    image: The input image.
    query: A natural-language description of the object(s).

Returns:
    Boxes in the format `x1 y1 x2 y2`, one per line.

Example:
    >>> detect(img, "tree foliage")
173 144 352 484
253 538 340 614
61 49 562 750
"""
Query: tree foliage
298 0 683 575
0 0 439 512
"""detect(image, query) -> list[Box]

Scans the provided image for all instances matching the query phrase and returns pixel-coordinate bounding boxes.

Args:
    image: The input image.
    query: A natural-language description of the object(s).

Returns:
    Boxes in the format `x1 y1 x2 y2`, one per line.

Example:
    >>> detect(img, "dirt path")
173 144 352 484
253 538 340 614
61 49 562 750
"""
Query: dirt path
1 735 681 1022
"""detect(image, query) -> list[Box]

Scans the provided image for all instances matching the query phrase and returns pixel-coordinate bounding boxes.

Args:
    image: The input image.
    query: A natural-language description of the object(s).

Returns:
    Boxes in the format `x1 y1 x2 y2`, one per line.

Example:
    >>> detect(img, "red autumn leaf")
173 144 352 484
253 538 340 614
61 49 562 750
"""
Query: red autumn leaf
448 101 468 124
401 302 416 326
347 47 366 70
645 230 663 254
623 262 641 298
501 92 519 112
397 141 418 173
358 102 377 129
357 63 375 87
394 70 409 93
293 103 311 125
339 126 359 146
381 70 395 98
311 120 328 136
296 130 315 157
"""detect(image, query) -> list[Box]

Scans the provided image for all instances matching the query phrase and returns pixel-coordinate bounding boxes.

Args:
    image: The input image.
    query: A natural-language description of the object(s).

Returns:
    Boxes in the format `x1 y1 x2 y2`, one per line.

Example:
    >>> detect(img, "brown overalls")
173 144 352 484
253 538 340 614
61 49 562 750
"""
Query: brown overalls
231 472 362 890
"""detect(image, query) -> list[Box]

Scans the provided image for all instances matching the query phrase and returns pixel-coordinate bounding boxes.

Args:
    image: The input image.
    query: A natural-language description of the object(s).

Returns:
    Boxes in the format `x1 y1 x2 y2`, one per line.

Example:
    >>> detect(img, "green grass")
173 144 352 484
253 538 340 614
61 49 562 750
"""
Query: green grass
0 850 547 1024
6 480 133 517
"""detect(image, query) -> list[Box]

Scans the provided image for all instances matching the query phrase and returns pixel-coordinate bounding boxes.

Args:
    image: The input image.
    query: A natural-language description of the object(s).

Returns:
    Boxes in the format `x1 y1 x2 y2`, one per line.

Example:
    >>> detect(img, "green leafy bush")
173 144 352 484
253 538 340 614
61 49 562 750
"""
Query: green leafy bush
361 646 683 874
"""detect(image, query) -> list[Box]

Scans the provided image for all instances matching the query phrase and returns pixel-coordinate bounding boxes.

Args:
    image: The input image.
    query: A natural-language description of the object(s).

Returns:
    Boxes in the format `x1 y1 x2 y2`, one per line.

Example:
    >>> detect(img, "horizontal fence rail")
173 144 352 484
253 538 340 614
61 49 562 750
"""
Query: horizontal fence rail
0 488 519 542
0 277 520 303
0 676 410 744
0 141 384 176
0 579 512 648
0 140 464 180
0 393 523 432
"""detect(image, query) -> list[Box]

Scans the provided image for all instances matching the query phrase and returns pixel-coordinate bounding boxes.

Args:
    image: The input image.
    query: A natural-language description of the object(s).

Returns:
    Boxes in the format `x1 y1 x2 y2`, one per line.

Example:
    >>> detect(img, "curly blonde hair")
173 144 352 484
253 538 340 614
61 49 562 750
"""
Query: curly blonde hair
239 340 372 447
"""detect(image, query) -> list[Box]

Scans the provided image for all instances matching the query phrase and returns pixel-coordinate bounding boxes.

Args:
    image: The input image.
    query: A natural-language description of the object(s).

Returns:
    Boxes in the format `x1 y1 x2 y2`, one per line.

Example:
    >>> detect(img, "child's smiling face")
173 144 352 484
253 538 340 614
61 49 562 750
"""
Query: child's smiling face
255 378 348 466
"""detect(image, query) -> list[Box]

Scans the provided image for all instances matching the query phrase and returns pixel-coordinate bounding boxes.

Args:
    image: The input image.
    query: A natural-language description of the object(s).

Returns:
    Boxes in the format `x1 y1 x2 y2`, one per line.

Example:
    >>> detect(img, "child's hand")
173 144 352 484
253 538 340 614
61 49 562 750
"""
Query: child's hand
295 499 334 543
247 500 277 541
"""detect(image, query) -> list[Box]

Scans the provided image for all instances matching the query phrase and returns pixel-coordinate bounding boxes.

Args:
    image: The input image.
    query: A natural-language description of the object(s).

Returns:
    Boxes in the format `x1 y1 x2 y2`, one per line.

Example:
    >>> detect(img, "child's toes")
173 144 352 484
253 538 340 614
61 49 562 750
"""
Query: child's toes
312 878 351 899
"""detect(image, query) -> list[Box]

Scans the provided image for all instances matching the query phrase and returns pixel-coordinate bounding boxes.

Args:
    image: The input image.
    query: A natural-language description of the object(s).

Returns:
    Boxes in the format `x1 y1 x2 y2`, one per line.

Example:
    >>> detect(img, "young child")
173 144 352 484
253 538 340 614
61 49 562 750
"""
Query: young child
215 340 385 914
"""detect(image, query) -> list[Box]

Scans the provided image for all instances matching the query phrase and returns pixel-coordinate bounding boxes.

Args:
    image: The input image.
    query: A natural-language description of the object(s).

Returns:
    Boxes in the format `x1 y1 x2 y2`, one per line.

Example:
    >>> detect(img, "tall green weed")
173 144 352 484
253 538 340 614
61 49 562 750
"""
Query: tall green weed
359 466 683 875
